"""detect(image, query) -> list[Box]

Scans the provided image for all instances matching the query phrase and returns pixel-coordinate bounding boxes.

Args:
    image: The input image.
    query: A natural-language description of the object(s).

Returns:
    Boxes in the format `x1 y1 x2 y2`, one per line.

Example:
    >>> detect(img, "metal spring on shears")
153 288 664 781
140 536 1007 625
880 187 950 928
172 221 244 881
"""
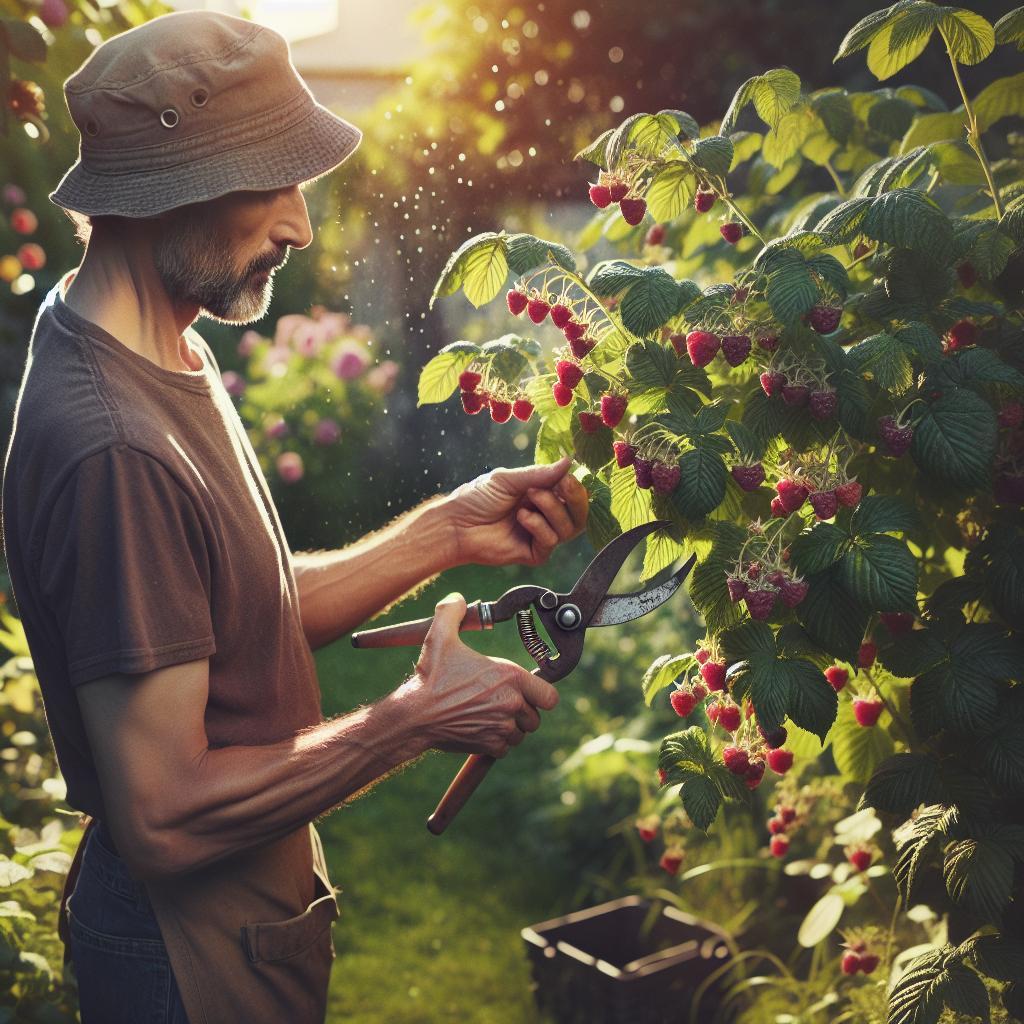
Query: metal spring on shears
516 608 552 665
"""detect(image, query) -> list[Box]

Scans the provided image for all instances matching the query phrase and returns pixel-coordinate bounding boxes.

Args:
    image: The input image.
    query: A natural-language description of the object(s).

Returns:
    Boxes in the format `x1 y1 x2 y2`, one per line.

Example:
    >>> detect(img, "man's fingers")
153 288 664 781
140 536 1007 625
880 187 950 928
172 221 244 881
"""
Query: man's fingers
519 671 560 712
525 487 576 540
424 592 467 650
516 506 559 554
515 703 542 733
555 474 590 534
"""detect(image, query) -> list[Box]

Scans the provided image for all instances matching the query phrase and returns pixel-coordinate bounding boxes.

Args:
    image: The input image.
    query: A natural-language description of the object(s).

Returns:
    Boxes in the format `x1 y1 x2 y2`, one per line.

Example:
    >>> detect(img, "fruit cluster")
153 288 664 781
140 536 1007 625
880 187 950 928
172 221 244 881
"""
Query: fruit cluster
458 368 535 423
840 937 881 976
726 558 809 619
758 353 838 421
612 438 680 495
588 174 647 225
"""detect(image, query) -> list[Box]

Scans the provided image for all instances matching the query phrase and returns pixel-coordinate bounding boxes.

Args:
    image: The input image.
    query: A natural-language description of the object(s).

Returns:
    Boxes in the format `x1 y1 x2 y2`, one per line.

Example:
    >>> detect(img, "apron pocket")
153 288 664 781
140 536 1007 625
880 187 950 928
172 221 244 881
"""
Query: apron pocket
240 871 339 964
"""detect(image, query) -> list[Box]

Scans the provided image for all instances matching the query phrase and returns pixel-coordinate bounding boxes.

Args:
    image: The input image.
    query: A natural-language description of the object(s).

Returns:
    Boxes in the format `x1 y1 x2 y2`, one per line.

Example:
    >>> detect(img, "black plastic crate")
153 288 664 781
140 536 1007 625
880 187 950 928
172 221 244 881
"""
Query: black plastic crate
522 895 730 1024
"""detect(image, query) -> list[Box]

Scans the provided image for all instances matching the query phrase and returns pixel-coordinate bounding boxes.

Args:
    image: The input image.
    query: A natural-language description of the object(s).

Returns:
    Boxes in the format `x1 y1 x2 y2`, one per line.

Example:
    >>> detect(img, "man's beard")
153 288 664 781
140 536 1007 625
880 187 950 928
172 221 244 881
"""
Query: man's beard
152 206 287 324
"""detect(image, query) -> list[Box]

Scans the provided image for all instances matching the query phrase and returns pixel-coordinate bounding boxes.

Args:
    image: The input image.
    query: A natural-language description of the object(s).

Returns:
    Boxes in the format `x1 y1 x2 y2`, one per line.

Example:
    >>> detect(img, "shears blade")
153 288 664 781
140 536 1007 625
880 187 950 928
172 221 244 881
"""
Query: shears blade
587 552 696 627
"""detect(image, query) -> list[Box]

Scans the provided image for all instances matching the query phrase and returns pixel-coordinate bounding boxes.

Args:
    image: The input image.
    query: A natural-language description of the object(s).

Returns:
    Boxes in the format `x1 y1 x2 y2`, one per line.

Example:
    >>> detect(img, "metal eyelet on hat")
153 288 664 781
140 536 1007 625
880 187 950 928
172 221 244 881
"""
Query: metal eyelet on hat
190 88 209 108
84 119 99 137
159 108 180 129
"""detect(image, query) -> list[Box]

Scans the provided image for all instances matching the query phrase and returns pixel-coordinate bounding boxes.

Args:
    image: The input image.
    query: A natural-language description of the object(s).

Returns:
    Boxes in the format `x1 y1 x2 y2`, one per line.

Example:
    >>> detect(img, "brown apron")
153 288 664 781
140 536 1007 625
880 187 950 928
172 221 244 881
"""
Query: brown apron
59 815 340 1024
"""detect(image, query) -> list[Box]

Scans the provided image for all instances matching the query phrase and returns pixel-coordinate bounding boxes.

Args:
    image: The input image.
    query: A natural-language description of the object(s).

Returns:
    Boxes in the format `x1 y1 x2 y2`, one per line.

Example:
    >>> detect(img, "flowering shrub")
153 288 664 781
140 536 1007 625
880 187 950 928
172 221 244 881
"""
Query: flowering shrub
419 4 1024 1021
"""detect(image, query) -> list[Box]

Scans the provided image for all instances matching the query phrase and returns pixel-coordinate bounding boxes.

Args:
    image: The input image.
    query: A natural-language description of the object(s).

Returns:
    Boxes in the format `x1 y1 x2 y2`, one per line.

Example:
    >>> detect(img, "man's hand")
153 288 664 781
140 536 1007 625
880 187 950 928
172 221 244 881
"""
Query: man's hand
443 455 589 568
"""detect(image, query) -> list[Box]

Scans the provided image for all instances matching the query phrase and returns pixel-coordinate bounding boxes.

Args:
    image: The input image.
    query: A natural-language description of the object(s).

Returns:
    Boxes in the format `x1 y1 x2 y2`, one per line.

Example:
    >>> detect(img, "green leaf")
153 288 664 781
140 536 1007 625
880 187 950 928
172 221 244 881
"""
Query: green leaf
984 709 1024 792
429 232 506 309
791 523 851 576
850 495 920 537
719 621 776 661
938 9 995 65
0 18 47 62
681 774 721 832
659 726 715 776
861 753 944 816
878 628 945 678
689 523 745 633
816 196 874 243
973 72 1024 131
944 835 1015 921
861 188 954 265
787 661 840 741
763 109 815 170
840 534 919 612
888 947 990 1024
417 341 480 405
689 136 734 178
675 445 727 519
642 653 690 707
606 113 683 169
721 68 802 135
893 805 954 907
765 253 820 326
574 128 614 168
895 321 944 363
798 564 871 663
619 268 687 338
625 339 679 390
995 7 1024 50
833 699 896 783
641 530 686 583
798 892 845 948
964 934 1024 982
868 10 942 80
807 253 850 299
582 474 620 551
911 389 998 490
812 89 855 144
848 331 914 393
504 233 576 275
645 163 694 222
609 463 653 532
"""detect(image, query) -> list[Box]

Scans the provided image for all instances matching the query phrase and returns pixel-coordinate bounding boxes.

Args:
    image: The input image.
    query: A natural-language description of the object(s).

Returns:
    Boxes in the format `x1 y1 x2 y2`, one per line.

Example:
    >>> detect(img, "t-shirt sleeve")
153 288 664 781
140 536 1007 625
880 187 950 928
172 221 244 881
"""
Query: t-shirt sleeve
36 443 217 687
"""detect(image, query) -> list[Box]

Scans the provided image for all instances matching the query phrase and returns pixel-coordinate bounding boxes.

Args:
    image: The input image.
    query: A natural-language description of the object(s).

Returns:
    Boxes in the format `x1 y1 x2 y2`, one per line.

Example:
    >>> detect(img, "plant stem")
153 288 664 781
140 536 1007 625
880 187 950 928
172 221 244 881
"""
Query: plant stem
940 29 1004 219
825 160 847 198
714 175 767 246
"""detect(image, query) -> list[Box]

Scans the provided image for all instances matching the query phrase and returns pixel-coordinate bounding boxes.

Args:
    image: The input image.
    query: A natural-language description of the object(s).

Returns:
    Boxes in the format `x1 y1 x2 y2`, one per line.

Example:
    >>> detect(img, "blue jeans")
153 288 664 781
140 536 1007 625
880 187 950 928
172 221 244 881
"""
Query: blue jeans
66 819 190 1023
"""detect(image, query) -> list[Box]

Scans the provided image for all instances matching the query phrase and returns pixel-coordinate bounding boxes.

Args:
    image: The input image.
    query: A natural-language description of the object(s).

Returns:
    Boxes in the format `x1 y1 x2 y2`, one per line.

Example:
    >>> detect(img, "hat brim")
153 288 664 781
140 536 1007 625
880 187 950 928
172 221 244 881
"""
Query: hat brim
49 103 362 218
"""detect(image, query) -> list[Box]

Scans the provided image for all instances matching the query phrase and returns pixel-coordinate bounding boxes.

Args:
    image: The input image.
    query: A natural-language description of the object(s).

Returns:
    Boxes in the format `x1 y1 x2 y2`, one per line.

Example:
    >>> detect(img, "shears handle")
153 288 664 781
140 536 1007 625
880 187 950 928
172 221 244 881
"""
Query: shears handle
350 600 492 648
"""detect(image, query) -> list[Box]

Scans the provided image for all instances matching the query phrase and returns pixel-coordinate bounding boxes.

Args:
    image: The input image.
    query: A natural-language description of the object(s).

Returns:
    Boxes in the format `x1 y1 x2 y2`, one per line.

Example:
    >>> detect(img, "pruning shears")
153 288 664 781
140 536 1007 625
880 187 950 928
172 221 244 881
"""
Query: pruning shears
351 519 695 835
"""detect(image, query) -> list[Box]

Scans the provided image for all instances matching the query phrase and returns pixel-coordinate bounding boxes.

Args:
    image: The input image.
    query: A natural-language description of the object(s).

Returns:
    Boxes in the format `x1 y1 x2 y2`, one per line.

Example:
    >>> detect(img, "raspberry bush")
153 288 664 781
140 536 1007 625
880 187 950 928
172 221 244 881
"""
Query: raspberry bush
420 4 1024 1019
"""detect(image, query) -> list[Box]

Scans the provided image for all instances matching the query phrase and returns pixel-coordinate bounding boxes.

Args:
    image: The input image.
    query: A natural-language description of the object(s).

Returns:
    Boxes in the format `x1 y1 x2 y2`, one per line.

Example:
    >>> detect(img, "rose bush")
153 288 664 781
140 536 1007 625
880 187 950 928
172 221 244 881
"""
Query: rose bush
419 4 1024 1021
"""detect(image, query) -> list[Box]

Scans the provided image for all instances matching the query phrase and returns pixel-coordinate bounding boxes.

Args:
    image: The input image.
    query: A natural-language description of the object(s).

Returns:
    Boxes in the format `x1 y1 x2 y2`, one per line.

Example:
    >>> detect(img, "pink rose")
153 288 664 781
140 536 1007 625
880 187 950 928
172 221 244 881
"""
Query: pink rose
276 451 304 483
331 345 369 380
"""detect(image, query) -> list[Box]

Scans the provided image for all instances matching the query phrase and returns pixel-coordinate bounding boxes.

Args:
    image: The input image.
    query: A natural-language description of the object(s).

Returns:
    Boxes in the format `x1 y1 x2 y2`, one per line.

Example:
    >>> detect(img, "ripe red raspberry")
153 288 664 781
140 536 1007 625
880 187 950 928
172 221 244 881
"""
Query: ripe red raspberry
835 481 863 507
601 393 628 428
556 360 584 389
563 320 588 342
461 391 485 415
776 479 809 513
578 411 603 434
808 305 842 334
691 680 708 701
670 688 697 717
651 461 681 494
809 389 837 421
781 383 810 407
669 332 687 358
825 666 849 692
848 846 872 872
527 296 551 324
726 576 749 603
946 319 977 350
645 223 666 246
998 402 1024 428
809 490 839 520
510 398 534 421
633 457 654 489
879 612 914 634
853 698 884 727
779 578 809 608
731 463 765 492
588 184 612 208
766 749 794 775
766 569 787 588
745 759 766 789
878 415 913 457
841 951 862 975
859 954 880 974
549 303 573 329
723 746 750 775
718 703 742 732
768 816 787 835
857 641 877 669
613 440 637 468
657 767 668 785
686 330 721 368
759 370 786 397
620 197 647 226
490 399 513 423
637 820 658 843
745 589 777 620
706 702 722 725
694 190 717 213
552 382 575 407
700 661 727 692
756 332 780 353
569 335 596 359
459 370 482 392
694 648 710 665
769 496 786 517
770 834 790 858
956 261 978 288
721 334 751 367
659 849 684 875
720 222 743 244
507 289 529 316
608 180 629 203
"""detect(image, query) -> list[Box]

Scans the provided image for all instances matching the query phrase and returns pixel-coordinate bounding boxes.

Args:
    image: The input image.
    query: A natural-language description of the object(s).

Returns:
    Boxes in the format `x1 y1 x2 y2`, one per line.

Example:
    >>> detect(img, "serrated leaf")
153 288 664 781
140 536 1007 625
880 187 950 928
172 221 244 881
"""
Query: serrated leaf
619 268 686 338
582 473 620 551
850 495 920 537
763 109 815 170
720 621 776 661
862 753 944 816
911 389 998 490
766 254 820 325
791 523 851 576
787 661 839 741
504 233 576 275
816 196 874 244
840 534 919 612
681 774 721 831
833 699 896 782
641 530 686 583
797 564 871 663
642 653 690 707
944 836 1014 921
575 128 614 167
417 341 481 405
609 463 654 532
862 188 954 265
721 68 802 135
461 236 510 308
675 445 727 519
689 523 745 633
689 136 734 178
429 232 504 309
848 331 914 393
645 163 694 222
866 6 945 80
938 8 995 65
995 7 1024 49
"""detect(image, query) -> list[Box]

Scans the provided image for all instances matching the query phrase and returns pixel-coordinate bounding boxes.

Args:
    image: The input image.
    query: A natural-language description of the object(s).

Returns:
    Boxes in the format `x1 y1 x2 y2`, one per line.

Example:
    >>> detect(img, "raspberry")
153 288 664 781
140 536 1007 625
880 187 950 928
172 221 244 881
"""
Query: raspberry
700 661 727 692
490 399 513 423
578 411 603 434
726 576 749 603
878 415 913 457
569 334 596 359
706 702 722 725
718 703 742 732
659 849 684 875
694 190 717 213
613 440 637 468
721 334 752 367
588 184 612 208
760 726 788 749
766 570 787 588
723 746 750 775
732 286 749 304
549 303 573 329
563 320 588 342
776 479 809 513
841 952 862 975
835 481 863 508
781 383 810 407
946 319 977 350
760 370 786 397
720 222 743 244
853 240 871 259
859 954 880 974
600 393 628 428
857 642 877 669
694 648 710 665
507 289 528 316
556 360 584 389
657 767 668 785
879 612 914 634
848 847 872 872
767 495 785 517
459 370 482 392
686 330 721 368
809 490 839 520
553 382 574 407
527 297 551 324
770 834 790 858
825 666 848 692
745 759 766 789
633 457 654 489
731 463 765 492
998 402 1024 428
808 305 842 334
779 578 809 608
809 389 837 421
767 749 794 775
608 180 629 203
691 681 708 701
461 391 485 415
853 698 884 727
651 461 681 494
669 333 687 358
670 688 697 717
956 261 978 288
745 589 776 620
780 806 797 824
645 223 666 246
619 197 647 225
756 332 779 353
637 820 659 843
768 816 787 835
512 398 535 421
747 563 762 581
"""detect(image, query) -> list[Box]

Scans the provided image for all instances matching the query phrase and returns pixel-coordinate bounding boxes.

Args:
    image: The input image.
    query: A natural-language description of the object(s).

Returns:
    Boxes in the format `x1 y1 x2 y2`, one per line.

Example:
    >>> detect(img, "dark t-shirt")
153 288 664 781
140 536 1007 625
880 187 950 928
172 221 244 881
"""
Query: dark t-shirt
1 270 324 821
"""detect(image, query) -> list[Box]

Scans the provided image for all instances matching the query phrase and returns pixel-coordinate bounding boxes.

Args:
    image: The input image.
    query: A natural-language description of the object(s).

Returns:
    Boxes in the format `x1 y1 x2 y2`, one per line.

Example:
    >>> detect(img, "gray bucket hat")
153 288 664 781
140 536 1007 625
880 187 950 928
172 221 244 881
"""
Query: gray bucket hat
49 10 363 218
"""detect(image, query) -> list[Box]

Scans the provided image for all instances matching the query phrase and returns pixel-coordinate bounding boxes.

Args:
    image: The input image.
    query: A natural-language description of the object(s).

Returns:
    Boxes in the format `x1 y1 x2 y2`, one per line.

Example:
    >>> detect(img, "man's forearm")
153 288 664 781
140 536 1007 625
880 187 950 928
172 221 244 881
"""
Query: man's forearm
291 494 458 651
154 684 430 879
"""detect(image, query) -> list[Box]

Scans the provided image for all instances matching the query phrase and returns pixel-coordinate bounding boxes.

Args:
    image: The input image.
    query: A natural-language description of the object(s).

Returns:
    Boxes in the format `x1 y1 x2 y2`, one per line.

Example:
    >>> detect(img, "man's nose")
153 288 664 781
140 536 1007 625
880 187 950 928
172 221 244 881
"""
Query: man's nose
272 185 313 251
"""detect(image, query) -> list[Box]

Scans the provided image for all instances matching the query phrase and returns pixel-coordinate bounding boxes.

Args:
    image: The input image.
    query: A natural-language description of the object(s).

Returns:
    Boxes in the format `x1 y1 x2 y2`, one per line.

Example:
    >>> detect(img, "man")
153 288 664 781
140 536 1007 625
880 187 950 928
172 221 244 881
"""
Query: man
0 11 587 1023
